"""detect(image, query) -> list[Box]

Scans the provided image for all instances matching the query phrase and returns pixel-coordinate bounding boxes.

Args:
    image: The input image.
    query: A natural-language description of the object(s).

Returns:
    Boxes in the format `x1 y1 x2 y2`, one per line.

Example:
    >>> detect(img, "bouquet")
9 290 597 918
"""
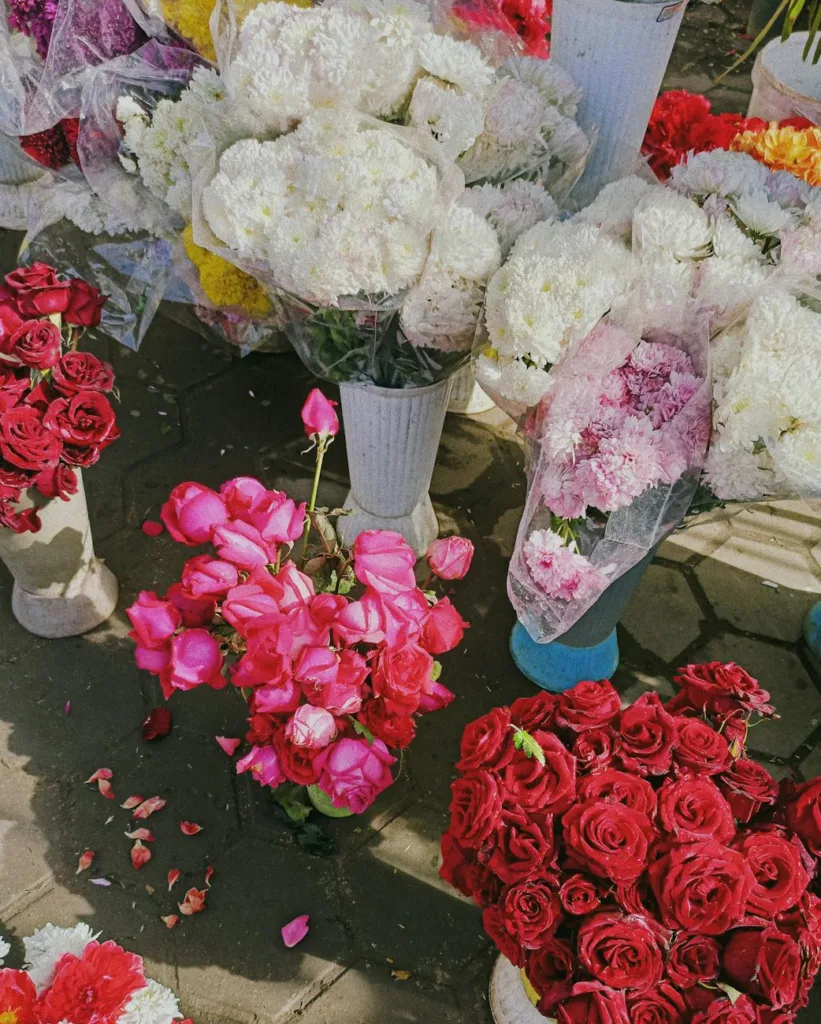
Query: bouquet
507 322 710 640
0 922 190 1023
127 389 475 815
0 261 120 534
440 663 821 1023
447 0 552 59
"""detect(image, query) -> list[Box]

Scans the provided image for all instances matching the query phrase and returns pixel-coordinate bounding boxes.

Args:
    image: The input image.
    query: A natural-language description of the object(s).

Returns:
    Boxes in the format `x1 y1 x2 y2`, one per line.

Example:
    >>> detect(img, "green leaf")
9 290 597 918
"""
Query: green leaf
512 727 546 766
716 983 743 1006
273 785 312 825
431 661 442 682
352 719 375 744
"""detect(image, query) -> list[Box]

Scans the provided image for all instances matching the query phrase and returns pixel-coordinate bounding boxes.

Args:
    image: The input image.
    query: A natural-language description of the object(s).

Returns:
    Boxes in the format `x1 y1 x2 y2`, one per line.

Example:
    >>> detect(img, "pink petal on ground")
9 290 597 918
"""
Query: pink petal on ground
124 828 154 842
204 865 214 888
215 736 241 757
98 779 116 800
179 821 203 836
132 796 167 820
89 877 112 887
168 869 181 892
85 768 113 784
178 888 207 916
76 850 94 874
64 701 71 715
121 795 144 809
161 915 180 930
142 520 164 537
281 915 310 948
131 840 152 870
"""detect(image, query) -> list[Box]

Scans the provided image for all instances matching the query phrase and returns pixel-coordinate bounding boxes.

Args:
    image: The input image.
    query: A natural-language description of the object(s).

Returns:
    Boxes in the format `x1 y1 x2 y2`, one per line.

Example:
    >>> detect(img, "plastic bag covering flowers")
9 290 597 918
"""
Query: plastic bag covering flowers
181 225 271 318
450 0 552 59
126 395 474 816
440 665 821 1023
0 262 119 535
508 323 709 641
0 922 188 1022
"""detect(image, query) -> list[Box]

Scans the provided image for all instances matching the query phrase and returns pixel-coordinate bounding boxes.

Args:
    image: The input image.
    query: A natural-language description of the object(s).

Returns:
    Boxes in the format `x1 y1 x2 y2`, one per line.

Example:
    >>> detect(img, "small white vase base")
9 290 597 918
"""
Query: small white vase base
489 955 546 1024
11 558 119 639
336 491 439 558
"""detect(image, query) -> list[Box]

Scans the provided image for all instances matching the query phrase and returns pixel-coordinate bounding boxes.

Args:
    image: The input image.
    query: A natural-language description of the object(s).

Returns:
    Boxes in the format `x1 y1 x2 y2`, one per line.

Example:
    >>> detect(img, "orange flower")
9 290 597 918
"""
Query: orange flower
731 124 821 187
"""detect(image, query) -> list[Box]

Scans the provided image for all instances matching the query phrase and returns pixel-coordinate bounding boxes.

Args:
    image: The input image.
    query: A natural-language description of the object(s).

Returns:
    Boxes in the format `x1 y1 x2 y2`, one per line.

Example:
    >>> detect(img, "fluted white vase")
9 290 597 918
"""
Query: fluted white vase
447 365 495 415
336 379 452 556
0 472 119 637
551 0 689 206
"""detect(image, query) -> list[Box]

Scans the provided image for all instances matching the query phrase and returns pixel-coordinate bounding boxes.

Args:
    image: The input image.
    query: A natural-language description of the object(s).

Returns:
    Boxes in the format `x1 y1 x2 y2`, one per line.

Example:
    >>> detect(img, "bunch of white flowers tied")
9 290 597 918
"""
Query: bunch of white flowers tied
115 0 591 387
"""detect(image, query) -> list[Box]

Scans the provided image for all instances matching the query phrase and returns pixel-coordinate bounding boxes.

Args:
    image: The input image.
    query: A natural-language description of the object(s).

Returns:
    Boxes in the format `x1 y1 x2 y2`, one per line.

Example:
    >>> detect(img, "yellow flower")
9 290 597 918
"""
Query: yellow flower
731 124 821 188
183 225 271 317
161 0 310 60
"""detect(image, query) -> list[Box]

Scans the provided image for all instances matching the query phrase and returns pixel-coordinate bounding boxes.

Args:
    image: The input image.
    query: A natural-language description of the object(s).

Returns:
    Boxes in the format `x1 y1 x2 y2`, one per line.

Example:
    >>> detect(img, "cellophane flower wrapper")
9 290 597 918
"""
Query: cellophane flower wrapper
508 314 711 643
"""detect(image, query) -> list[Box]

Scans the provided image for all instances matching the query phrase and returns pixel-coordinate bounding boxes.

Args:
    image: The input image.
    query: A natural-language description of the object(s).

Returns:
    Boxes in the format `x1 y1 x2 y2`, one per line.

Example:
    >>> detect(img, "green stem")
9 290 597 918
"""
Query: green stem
301 440 326 561
710 0 791 87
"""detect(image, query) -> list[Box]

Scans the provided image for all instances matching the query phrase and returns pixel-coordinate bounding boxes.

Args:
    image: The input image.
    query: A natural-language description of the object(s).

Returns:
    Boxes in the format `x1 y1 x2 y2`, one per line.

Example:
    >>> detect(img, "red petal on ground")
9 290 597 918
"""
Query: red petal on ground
121 795 144 809
131 840 151 870
167 869 181 892
76 850 94 874
204 865 214 888
132 796 167 820
178 888 207 915
142 520 164 537
179 821 203 836
142 707 172 741
124 828 154 842
161 915 180 930
85 768 113 784
98 779 116 800
281 915 310 948
215 736 241 756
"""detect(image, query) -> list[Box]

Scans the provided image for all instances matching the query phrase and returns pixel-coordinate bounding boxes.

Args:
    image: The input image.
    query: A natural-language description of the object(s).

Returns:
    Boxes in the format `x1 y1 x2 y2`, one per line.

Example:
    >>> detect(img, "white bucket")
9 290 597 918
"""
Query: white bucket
551 0 689 206
748 32 821 122
336 379 451 556
447 365 495 415
489 955 544 1024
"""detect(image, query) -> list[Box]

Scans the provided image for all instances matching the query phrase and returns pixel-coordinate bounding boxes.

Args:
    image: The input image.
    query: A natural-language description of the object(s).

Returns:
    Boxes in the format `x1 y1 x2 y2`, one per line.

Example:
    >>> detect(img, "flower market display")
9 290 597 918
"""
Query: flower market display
441 663 821 1023
0 923 191 1023
126 390 475 816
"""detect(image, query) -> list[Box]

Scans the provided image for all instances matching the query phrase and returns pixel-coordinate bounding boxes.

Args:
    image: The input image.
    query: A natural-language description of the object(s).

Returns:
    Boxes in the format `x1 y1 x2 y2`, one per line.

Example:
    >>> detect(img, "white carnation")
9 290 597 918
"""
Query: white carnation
24 923 98 994
120 979 184 1024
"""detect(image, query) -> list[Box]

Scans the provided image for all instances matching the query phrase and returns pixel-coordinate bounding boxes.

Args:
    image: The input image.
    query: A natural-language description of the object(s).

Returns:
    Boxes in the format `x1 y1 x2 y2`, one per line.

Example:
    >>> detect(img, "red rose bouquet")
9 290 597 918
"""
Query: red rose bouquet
127 390 474 816
440 662 821 1022
0 262 118 534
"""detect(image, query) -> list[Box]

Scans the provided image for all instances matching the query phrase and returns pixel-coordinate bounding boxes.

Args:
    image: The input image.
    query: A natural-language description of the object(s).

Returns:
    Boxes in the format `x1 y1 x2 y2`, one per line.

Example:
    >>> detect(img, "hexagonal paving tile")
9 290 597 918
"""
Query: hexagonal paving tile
621 565 705 662
658 518 731 564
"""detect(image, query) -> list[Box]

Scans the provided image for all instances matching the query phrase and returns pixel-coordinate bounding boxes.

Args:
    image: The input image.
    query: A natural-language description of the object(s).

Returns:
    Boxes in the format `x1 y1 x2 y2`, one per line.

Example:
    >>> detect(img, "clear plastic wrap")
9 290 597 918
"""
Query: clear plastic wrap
508 315 711 643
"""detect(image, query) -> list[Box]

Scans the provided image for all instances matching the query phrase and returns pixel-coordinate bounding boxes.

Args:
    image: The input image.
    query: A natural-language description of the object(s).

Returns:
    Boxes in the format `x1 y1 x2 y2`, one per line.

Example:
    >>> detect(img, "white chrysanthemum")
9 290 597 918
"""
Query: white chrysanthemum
417 33 494 96
0 937 9 965
24 923 98 994
408 78 485 161
615 254 695 336
772 426 821 498
765 169 815 208
475 354 552 408
671 149 770 200
462 180 557 256
120 979 184 1024
576 175 653 240
633 189 712 259
710 324 745 397
703 443 788 501
731 193 795 237
779 223 821 277
711 214 765 262
694 257 770 330
500 55 581 117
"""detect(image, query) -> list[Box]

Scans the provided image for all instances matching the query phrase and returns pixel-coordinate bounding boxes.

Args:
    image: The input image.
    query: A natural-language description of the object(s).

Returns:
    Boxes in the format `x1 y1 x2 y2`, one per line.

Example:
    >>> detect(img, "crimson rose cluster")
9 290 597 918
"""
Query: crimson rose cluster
441 662 821 1023
0 263 118 534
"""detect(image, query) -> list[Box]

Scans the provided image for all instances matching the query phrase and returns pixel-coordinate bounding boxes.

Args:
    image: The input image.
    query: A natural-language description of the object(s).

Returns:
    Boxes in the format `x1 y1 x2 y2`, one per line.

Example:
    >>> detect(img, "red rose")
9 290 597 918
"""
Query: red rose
485 809 554 884
0 497 40 533
420 597 469 655
690 995 759 1024
356 701 416 750
0 465 34 490
500 730 575 813
510 692 559 733
63 279 106 327
555 679 621 732
578 912 663 991
782 777 821 856
245 714 280 745
555 983 629 1024
5 262 61 294
616 692 677 776
559 873 602 916
439 830 501 907
526 940 575 1014
672 661 775 719
572 727 617 773
673 717 732 775
501 880 562 949
0 365 29 412
626 983 688 1024
613 879 655 919
51 351 115 395
733 829 810 917
0 300 24 347
273 730 321 786
482 904 526 967
5 319 62 369
0 406 61 470
723 926 801 1009
371 639 434 715
563 801 654 885
6 262 71 317
576 769 657 818
448 771 503 849
657 777 735 843
648 839 755 935
34 464 78 501
61 443 102 467
43 391 119 448
666 932 721 989
717 758 779 823
455 706 514 772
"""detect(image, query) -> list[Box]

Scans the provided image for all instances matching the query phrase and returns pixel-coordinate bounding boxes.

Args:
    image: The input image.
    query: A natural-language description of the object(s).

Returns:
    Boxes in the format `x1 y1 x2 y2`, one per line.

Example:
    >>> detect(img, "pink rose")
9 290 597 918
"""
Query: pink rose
160 629 224 698
334 591 386 646
161 482 229 546
220 476 268 517
251 679 302 714
301 388 339 439
380 588 430 646
167 582 216 628
426 535 474 580
300 648 364 715
418 681 455 713
371 639 434 715
294 645 339 688
213 519 277 570
181 555 239 598
315 737 396 814
221 572 281 635
236 744 285 788
286 705 337 749
310 592 347 626
126 591 181 649
242 489 305 544
135 644 171 676
282 604 330 657
338 649 369 689
273 561 315 612
421 597 468 654
353 530 417 595
230 618 292 688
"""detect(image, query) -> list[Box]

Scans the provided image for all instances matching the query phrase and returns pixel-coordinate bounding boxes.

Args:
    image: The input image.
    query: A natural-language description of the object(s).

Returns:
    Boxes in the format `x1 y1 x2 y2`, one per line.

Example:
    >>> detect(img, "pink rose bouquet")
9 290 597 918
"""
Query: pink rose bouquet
127 390 473 816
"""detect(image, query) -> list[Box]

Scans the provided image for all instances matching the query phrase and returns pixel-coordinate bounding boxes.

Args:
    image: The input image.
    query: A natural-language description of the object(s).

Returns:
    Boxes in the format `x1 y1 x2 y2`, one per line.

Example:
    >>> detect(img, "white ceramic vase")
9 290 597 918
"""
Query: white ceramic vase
489 955 545 1024
447 365 495 416
0 472 119 638
551 0 689 206
748 33 821 121
336 379 452 556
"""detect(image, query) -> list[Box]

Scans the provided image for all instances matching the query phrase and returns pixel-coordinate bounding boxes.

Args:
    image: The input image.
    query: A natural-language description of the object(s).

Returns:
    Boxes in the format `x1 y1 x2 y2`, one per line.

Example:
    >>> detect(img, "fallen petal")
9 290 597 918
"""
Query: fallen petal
131 840 152 870
178 888 207 916
132 796 167 820
160 914 180 930
124 828 154 842
142 707 172 741
204 865 214 888
215 736 241 757
121 795 144 810
89 878 112 887
281 915 310 948
167 869 181 892
179 821 203 836
64 701 71 715
76 850 94 874
85 768 113 784
142 520 164 537
98 779 116 800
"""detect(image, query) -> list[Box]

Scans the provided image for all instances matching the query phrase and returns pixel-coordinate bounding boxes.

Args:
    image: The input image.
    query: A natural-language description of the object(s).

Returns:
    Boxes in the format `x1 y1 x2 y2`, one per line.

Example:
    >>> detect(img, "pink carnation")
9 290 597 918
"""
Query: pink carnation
523 530 607 602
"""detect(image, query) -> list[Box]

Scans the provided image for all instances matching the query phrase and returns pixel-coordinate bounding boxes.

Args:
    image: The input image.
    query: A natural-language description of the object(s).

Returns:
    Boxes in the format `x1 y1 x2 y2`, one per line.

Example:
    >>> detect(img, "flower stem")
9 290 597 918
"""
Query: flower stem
302 439 327 561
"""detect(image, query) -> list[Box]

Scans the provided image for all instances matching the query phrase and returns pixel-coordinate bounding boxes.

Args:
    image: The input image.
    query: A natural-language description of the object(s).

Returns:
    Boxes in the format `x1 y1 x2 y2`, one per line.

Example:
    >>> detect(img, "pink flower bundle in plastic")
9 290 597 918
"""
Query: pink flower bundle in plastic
509 322 710 641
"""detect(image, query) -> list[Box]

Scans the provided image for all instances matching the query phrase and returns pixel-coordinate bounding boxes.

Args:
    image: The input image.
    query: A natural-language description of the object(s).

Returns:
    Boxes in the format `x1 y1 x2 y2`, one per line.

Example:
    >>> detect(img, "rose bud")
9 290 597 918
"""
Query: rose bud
426 535 474 580
301 388 339 440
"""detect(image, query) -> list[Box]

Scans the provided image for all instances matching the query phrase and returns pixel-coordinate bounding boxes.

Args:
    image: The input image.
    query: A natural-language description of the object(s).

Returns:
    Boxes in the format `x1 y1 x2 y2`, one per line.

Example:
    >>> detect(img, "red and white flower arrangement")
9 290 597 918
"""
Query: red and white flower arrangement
0 922 191 1024
0 262 119 534
127 389 474 816
440 662 821 1023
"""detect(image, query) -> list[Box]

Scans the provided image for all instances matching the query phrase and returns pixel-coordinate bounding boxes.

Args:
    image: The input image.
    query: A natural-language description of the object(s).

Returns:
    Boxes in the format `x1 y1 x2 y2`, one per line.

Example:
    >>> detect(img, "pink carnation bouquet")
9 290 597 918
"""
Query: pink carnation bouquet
508 322 710 641
127 389 475 816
